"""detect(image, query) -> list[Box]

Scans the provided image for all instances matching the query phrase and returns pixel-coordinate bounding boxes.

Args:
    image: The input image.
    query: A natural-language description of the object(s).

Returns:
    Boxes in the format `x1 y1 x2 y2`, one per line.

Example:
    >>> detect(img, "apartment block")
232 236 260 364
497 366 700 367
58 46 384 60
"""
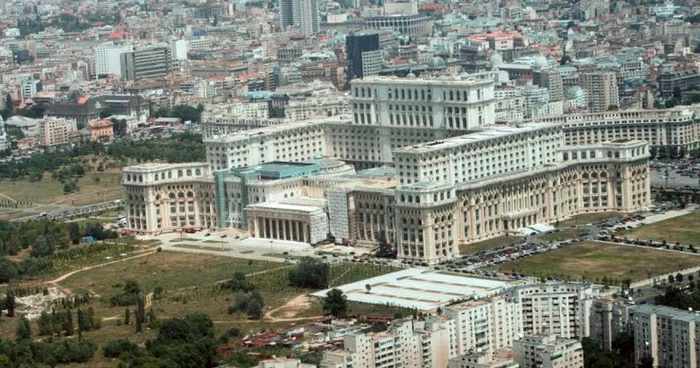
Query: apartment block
514 334 584 368
506 283 599 339
589 298 634 351
446 297 523 356
632 304 700 368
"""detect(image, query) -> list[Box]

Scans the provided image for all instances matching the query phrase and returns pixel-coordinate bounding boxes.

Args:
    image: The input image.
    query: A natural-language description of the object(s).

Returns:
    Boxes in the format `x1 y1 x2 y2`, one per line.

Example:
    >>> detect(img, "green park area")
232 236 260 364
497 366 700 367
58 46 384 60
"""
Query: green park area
494 241 700 283
622 211 700 246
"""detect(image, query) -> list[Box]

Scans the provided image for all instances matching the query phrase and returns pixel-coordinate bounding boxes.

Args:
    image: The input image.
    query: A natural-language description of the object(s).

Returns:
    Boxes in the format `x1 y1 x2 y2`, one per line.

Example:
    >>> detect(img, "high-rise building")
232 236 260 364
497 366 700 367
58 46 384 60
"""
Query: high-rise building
95 42 133 78
505 283 599 339
346 31 382 82
446 297 523 356
21 79 41 100
514 334 584 368
170 39 189 60
120 47 172 81
631 304 700 368
589 298 634 351
533 68 564 102
580 71 619 112
279 0 319 36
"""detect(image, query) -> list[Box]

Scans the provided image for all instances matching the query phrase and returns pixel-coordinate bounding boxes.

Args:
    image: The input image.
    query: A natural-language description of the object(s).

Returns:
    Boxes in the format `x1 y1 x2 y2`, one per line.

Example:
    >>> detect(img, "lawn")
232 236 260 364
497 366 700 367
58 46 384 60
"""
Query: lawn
621 211 700 246
459 236 525 255
557 211 623 227
59 251 276 298
0 169 123 205
494 241 700 283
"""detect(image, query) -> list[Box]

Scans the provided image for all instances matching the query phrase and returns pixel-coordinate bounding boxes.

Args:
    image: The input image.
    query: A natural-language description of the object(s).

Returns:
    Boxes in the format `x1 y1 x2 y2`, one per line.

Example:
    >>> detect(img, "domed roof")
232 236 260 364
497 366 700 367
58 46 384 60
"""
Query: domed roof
533 55 549 67
429 57 446 69
490 51 504 66
406 71 417 79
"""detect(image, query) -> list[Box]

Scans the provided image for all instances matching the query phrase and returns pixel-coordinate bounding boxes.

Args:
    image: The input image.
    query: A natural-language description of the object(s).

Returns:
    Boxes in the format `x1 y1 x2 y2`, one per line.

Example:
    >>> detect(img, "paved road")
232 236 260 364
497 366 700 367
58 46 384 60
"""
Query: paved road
10 199 123 223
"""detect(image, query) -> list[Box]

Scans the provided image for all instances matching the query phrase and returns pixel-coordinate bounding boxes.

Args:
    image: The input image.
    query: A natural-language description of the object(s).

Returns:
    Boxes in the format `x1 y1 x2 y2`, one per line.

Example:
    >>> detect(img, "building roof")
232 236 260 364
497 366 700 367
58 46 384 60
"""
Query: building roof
88 119 113 129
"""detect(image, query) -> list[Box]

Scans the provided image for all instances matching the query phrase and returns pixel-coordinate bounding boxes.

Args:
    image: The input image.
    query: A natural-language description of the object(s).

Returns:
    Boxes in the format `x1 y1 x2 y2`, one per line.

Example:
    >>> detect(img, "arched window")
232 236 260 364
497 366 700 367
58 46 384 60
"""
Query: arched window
168 172 172 179
169 193 176 199
186 169 192 176
178 170 183 178
187 191 194 197
195 169 201 176
127 175 131 181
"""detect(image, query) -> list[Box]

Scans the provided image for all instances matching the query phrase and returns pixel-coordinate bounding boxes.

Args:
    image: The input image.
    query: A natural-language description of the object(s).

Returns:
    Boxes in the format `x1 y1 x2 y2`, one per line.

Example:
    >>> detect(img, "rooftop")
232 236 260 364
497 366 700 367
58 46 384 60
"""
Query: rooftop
393 123 558 154
312 268 513 311
634 304 700 322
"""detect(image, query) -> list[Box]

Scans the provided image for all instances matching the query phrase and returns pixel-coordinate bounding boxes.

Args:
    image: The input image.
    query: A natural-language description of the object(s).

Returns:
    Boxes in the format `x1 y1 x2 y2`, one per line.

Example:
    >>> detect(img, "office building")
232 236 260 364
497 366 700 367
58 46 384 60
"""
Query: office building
95 42 133 78
279 0 319 36
21 79 41 100
531 107 700 152
120 47 172 81
533 68 564 102
39 117 77 147
514 334 584 368
170 39 189 60
346 31 382 82
631 304 700 368
123 76 652 263
580 72 619 113
364 14 433 38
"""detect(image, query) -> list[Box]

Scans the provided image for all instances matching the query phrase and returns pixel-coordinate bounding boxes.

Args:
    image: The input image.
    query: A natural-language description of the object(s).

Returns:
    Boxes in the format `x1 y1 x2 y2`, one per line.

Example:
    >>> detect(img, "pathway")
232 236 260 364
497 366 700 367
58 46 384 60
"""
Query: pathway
46 250 156 297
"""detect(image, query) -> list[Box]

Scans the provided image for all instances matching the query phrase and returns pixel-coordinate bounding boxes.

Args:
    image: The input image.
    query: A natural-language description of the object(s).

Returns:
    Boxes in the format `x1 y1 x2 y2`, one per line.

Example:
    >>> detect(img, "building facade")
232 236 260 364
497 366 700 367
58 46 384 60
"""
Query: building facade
123 75 652 263
120 47 172 81
580 72 619 113
631 304 700 368
514 334 584 368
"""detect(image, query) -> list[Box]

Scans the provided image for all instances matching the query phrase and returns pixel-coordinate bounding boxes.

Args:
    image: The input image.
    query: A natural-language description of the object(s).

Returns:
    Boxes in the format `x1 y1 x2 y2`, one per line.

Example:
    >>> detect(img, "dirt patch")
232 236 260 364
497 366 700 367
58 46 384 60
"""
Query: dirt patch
15 287 66 320
267 294 312 320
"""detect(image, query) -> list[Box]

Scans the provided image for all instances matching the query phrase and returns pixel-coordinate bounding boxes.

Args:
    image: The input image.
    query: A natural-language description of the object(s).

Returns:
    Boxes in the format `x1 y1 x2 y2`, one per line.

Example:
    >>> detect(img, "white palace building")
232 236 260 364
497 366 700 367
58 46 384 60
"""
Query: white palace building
120 74 677 263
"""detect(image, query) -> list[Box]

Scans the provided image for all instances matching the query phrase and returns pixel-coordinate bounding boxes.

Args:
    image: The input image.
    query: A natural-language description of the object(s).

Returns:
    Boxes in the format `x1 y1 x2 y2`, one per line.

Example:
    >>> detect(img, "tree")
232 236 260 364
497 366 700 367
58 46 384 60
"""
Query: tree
135 296 145 333
31 235 55 257
38 310 53 336
323 289 347 317
365 284 372 293
246 298 263 319
63 309 74 336
669 274 675 283
5 291 15 317
288 257 330 289
676 273 684 283
124 308 130 325
15 316 31 341
0 258 19 283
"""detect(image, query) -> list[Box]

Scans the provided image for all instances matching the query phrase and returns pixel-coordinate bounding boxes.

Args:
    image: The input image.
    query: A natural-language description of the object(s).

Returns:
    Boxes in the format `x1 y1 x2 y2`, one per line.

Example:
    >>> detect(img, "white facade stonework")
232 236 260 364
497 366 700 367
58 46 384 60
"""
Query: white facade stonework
123 75 653 263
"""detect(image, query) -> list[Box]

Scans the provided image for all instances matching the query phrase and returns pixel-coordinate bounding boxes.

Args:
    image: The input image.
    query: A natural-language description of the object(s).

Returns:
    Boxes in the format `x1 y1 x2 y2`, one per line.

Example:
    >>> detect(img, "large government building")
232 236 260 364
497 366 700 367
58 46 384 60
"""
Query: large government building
121 74 673 263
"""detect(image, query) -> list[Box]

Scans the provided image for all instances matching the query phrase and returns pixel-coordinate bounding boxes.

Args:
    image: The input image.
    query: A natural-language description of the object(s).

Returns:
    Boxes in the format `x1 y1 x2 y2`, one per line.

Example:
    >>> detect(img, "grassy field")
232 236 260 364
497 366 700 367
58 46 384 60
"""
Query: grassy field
459 236 525 255
0 252 407 367
0 169 123 205
557 211 623 227
621 211 700 246
60 251 277 297
494 241 700 282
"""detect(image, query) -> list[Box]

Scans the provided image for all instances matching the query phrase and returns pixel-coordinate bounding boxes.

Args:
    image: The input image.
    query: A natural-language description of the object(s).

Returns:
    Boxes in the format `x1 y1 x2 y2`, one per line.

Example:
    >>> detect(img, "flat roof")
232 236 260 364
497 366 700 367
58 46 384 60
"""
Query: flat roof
312 268 512 311
246 202 325 213
393 123 558 154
